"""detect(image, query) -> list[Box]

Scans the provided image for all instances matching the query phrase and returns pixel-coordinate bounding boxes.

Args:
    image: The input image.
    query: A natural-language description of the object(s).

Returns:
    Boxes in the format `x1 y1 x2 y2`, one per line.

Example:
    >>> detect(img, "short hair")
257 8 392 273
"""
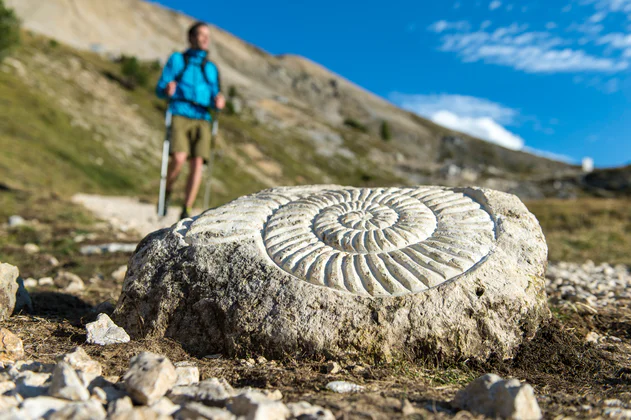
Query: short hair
188 21 208 42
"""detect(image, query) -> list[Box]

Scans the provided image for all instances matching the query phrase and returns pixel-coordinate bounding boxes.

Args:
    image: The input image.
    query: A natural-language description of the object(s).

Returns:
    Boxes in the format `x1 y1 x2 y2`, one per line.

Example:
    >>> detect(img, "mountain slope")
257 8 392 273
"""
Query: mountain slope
6 0 573 184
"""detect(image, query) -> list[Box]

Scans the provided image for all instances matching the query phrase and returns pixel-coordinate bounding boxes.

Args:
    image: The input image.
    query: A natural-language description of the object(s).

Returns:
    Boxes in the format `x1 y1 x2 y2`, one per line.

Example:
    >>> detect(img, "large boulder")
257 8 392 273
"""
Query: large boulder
113 186 549 361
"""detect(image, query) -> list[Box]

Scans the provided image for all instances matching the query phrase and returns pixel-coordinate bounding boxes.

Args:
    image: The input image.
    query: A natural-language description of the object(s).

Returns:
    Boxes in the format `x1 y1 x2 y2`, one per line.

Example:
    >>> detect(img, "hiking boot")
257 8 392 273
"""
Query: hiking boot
180 206 192 220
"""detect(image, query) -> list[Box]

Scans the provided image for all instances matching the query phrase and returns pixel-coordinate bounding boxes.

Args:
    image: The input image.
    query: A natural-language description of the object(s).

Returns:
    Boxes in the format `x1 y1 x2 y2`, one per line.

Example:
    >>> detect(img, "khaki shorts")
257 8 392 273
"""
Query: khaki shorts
170 115 211 162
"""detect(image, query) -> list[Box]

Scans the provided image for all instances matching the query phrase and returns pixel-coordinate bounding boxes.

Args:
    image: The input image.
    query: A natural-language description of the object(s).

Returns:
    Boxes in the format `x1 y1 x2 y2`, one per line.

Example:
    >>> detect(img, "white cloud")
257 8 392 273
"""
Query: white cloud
429 21 629 73
428 20 471 33
390 93 524 150
489 1 502 11
589 11 608 22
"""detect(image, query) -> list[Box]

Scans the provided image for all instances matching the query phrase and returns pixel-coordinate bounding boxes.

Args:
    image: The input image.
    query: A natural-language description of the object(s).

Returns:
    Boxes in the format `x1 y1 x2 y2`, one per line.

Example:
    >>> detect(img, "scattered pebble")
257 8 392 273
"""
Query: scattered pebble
85 313 130 345
23 278 38 288
123 351 177 405
325 381 365 393
546 261 631 308
79 243 137 255
38 277 55 286
0 328 24 363
54 271 85 292
7 215 25 228
326 361 341 374
23 243 40 254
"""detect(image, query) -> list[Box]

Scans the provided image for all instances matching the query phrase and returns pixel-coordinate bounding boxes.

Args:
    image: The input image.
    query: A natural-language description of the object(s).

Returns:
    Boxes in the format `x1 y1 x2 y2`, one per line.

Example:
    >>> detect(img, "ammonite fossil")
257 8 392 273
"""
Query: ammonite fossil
186 187 496 297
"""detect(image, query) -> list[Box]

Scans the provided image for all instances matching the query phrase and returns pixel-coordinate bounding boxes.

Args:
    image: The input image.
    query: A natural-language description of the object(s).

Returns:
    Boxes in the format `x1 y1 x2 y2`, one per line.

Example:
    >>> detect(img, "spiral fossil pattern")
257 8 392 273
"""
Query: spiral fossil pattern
186 187 496 296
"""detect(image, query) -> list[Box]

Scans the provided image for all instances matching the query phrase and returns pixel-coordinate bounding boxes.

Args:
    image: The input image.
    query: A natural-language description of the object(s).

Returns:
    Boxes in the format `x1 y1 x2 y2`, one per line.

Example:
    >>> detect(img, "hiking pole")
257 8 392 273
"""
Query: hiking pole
157 109 172 217
203 111 219 209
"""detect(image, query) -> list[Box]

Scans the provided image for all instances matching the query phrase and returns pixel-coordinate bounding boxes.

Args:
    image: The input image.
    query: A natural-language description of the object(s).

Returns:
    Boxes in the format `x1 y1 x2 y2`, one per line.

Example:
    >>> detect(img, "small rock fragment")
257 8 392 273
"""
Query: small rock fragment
168 378 235 406
86 313 130 345
20 396 69 419
107 395 134 417
453 373 542 420
151 396 180 416
0 264 19 320
111 265 128 283
0 395 19 411
91 386 108 404
228 390 289 420
287 401 336 420
177 402 235 420
23 278 38 288
174 363 200 387
123 352 177 406
39 277 55 286
586 331 601 344
23 243 40 254
326 361 341 375
54 271 85 290
7 215 25 227
14 370 51 398
56 347 102 387
49 361 90 401
47 256 60 267
325 381 364 393
0 328 24 363
48 399 107 420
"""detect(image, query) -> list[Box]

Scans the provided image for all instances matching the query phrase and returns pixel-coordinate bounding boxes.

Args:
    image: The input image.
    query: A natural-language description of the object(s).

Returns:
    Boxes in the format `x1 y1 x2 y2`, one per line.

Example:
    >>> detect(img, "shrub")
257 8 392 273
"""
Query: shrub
228 85 238 98
120 55 149 88
380 121 391 141
343 118 367 132
224 99 236 115
0 0 20 61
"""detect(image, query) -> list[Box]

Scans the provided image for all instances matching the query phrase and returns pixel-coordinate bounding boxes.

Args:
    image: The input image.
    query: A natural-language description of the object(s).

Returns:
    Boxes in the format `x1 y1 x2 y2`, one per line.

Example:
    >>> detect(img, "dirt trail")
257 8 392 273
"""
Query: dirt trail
72 193 190 237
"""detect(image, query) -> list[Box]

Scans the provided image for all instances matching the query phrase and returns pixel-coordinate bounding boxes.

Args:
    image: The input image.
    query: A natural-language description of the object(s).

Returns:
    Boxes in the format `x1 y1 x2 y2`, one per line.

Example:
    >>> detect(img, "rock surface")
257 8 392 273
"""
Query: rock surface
56 347 102 387
0 328 25 363
0 263 19 320
49 362 90 401
86 313 130 345
454 373 542 419
123 352 177 406
114 186 549 361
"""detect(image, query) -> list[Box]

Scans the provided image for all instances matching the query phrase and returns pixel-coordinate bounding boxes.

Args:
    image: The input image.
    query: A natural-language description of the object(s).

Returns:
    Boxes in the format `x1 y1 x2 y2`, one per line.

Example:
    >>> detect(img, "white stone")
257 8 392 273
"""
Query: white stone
604 408 631 419
23 278 38 288
0 395 19 411
48 256 60 267
23 243 40 254
287 401 336 420
123 352 177 406
80 244 137 256
0 328 24 363
7 215 25 227
0 264 19 321
86 314 130 345
168 378 235 406
326 361 341 374
176 402 235 420
113 186 549 361
325 381 364 393
150 397 180 416
453 373 542 420
56 347 102 387
13 370 51 398
48 399 107 420
20 396 69 419
39 277 55 286
228 390 289 420
54 271 85 291
107 395 134 417
49 362 90 401
174 364 200 387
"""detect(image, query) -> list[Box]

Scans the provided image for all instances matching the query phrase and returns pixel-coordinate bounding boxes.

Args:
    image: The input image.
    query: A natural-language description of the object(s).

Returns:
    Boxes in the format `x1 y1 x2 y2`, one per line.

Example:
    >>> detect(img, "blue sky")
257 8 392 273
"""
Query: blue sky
154 0 631 167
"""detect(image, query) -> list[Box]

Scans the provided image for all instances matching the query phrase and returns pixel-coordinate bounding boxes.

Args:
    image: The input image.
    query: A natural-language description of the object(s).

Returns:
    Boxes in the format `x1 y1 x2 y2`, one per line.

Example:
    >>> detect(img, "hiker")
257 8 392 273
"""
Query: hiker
156 21 225 219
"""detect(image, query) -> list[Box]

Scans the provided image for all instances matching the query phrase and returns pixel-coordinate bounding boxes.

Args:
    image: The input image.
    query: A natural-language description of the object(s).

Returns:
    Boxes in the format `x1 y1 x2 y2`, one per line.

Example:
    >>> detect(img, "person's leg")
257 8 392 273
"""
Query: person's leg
184 156 204 209
166 152 188 192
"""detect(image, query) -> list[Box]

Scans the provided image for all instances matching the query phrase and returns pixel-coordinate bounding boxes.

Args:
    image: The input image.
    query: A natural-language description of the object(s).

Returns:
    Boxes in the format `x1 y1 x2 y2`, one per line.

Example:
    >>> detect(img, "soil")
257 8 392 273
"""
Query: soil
1 192 630 418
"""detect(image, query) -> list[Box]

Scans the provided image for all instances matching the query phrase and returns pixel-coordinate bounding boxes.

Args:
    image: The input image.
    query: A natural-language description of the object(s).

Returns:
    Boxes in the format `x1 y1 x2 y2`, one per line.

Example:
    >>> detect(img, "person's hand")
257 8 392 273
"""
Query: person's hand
215 93 226 110
165 81 177 97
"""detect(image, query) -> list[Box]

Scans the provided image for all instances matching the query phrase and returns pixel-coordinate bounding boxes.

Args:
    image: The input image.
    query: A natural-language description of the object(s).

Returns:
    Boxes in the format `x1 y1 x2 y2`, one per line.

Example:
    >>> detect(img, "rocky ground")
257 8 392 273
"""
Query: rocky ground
0 192 630 419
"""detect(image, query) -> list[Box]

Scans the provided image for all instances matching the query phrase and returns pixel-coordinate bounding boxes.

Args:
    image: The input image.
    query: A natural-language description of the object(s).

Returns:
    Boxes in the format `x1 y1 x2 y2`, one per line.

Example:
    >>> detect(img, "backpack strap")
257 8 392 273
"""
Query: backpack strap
174 52 190 83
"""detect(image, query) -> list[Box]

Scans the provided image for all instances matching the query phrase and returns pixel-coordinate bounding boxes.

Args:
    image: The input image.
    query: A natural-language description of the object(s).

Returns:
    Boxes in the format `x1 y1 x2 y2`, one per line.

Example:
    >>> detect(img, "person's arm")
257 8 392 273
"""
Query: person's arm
156 53 179 99
208 63 225 110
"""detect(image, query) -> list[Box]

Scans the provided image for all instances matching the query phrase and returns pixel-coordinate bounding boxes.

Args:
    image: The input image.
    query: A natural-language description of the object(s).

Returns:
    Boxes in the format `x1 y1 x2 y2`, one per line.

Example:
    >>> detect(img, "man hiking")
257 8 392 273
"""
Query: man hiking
156 21 225 219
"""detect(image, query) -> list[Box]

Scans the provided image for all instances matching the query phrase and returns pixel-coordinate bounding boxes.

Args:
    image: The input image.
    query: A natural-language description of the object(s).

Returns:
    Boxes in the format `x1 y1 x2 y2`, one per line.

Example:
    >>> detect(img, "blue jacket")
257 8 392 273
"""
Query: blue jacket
156 49 220 121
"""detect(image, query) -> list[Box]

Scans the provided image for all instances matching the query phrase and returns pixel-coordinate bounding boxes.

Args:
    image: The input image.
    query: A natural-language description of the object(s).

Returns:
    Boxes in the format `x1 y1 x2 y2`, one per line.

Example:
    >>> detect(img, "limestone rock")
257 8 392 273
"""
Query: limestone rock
49 361 90 401
7 215 25 227
13 370 51 398
23 243 40 254
325 361 341 375
23 278 38 288
287 401 335 420
113 186 549 361
20 396 69 419
168 378 235 406
325 381 364 393
176 402 235 420
48 399 107 420
56 347 102 387
123 352 177 406
174 363 200 387
453 373 542 420
13 277 33 315
0 264 19 320
107 395 134 417
151 397 180 416
0 328 24 363
228 390 289 420
54 271 85 291
39 277 55 286
86 313 130 345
